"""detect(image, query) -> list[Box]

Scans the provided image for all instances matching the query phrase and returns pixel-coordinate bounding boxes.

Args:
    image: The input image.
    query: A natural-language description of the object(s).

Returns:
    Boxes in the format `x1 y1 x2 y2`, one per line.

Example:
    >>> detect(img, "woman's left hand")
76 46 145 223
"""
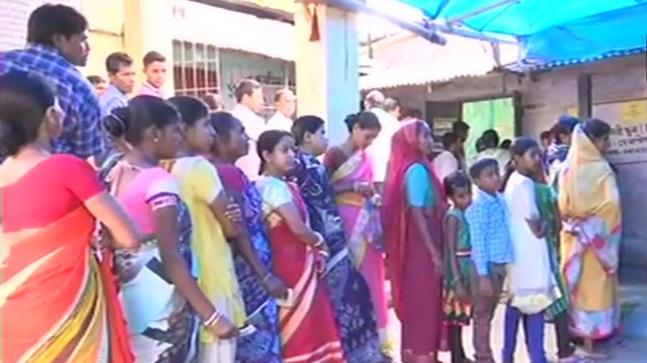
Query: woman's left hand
224 202 242 223
315 252 328 276
263 274 289 300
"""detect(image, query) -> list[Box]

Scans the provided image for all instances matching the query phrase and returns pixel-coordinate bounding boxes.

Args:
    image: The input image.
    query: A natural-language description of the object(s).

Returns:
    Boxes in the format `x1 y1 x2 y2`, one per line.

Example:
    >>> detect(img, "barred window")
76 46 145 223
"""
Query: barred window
172 40 218 96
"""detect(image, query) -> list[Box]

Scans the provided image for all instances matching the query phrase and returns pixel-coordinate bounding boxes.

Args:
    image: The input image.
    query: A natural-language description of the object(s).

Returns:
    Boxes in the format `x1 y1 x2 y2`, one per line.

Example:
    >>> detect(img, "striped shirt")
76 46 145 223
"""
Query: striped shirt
0 44 106 159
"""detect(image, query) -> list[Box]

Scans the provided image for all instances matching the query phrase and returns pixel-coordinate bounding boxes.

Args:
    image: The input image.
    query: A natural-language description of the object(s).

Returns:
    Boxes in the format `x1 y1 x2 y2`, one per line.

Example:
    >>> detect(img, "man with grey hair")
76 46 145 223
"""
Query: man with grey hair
364 90 400 189
383 97 401 120
231 78 266 179
267 88 296 131
363 89 385 110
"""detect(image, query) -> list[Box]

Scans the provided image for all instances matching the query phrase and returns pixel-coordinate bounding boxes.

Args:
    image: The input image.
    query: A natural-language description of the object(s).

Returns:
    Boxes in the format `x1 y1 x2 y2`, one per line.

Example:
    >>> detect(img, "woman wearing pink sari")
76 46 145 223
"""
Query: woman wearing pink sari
324 112 389 348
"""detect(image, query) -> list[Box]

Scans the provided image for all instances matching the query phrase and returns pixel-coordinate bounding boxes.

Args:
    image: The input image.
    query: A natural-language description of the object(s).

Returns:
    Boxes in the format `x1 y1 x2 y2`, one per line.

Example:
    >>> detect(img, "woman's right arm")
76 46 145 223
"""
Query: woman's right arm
153 204 237 338
410 207 443 273
85 192 141 249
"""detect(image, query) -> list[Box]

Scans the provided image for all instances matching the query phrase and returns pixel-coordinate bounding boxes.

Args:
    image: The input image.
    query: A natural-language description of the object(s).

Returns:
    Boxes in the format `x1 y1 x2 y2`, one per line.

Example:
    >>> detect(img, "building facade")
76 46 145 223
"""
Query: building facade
0 0 295 115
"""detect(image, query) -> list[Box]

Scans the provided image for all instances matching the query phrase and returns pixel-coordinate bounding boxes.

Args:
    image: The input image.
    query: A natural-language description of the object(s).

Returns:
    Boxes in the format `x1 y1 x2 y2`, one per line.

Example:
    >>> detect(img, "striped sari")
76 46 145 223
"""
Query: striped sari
559 125 622 340
257 176 344 363
1 205 133 363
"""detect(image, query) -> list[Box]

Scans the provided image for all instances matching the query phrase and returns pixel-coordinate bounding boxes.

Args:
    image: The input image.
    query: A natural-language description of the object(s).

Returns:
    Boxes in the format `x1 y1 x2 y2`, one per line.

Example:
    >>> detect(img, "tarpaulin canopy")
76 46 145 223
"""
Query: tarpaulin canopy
398 0 647 68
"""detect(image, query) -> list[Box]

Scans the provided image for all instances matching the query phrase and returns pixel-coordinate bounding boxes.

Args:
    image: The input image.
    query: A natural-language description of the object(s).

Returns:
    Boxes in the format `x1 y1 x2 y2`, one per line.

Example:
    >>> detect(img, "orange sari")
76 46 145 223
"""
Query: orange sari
1 206 133 363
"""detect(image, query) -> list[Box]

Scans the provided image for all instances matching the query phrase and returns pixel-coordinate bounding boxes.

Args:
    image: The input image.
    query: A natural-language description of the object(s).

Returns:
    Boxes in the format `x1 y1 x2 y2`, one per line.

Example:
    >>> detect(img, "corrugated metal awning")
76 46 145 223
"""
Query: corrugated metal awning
359 32 519 89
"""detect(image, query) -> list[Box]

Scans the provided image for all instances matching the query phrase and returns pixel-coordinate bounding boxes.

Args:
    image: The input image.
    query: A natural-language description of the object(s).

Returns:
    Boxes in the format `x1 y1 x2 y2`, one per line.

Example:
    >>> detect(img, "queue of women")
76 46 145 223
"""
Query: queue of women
0 70 621 363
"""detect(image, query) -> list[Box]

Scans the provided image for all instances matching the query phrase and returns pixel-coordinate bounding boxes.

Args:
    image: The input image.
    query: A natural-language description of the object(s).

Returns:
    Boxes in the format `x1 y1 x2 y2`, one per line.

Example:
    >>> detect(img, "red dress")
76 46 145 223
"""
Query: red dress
1 155 133 363
257 176 345 363
383 121 446 362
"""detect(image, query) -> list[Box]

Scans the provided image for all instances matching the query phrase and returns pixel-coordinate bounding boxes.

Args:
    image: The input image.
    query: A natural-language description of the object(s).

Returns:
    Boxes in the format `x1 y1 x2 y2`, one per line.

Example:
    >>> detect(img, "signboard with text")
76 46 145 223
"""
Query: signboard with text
593 99 647 164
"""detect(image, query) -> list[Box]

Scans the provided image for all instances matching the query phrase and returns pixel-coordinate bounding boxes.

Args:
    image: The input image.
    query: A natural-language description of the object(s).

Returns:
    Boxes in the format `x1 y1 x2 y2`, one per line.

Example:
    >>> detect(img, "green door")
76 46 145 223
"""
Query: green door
461 96 517 160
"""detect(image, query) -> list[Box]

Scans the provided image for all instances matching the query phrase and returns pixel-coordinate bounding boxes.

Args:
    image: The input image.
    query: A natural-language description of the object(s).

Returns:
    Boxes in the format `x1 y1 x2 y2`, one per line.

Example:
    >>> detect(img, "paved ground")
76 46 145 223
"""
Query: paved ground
386 284 647 363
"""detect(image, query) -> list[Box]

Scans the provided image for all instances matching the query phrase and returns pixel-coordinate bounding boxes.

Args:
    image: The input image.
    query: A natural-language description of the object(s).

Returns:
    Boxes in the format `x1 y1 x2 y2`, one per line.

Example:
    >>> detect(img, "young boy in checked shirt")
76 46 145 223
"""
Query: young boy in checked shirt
465 158 514 363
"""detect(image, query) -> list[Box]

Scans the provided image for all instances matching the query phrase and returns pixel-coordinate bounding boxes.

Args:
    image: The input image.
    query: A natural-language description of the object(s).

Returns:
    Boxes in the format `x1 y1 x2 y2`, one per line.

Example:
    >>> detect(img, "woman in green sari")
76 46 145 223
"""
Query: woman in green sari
533 171 576 362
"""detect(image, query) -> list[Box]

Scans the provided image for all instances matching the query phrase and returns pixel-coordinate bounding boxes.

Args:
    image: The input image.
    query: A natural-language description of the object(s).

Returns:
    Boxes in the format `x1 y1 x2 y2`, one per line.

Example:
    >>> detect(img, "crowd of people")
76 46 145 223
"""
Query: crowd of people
0 4 623 363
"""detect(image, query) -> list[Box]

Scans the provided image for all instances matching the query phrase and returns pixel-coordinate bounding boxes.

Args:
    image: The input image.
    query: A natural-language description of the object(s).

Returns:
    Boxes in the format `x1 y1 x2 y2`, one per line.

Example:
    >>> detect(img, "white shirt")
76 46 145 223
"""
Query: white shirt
365 108 400 183
503 171 556 314
433 150 459 181
267 111 293 132
231 104 267 180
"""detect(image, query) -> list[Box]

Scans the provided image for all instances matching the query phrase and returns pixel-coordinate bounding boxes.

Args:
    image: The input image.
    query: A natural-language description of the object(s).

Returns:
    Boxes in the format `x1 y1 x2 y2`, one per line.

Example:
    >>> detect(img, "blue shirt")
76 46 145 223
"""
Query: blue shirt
465 187 514 276
0 44 106 159
100 84 128 118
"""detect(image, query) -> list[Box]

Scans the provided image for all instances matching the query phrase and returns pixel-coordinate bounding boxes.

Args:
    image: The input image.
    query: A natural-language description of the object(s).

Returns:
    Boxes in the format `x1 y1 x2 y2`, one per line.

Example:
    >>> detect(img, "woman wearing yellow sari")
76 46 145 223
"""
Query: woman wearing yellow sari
559 119 621 358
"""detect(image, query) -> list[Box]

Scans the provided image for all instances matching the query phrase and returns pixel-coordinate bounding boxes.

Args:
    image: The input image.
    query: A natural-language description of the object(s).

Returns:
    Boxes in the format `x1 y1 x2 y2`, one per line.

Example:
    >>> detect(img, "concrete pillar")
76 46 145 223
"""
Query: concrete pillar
123 0 175 94
294 4 359 145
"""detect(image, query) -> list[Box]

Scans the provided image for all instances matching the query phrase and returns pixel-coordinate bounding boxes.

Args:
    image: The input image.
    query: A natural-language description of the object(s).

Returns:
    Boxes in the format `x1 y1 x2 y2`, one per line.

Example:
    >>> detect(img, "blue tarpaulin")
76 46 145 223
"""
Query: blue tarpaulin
399 0 647 68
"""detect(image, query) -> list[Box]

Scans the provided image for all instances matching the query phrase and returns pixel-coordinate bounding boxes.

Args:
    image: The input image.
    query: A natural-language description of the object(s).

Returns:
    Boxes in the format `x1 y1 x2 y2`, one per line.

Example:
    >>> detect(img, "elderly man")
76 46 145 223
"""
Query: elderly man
0 4 106 162
267 88 296 131
364 90 400 189
231 79 266 179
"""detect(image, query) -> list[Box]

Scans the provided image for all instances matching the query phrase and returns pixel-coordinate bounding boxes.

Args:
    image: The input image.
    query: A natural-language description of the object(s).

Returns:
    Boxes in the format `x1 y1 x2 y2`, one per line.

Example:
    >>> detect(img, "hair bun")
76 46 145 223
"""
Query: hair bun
0 119 27 156
344 113 359 129
103 106 130 138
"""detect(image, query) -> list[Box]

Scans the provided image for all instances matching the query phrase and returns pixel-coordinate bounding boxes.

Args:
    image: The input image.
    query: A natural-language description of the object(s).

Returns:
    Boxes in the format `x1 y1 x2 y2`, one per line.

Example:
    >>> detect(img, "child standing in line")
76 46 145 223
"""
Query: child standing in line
465 158 514 363
443 171 475 363
501 137 558 363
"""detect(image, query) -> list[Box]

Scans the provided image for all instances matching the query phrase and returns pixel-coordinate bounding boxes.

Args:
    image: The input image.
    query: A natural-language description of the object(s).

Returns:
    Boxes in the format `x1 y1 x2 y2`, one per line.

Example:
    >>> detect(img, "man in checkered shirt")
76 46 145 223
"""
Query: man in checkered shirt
0 4 106 163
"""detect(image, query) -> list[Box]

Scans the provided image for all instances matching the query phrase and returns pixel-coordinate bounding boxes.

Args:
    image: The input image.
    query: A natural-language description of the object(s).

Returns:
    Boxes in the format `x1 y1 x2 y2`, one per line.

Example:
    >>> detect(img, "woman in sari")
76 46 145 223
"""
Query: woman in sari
209 111 285 363
533 169 576 363
288 116 386 363
382 120 445 363
559 119 621 358
323 112 389 348
165 97 247 362
103 96 237 362
256 130 345 363
0 71 139 362
209 112 287 363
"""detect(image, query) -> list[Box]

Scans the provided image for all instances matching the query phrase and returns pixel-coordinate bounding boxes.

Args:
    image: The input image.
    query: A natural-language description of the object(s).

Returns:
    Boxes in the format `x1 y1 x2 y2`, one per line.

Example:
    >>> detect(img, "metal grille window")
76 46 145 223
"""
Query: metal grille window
173 40 218 96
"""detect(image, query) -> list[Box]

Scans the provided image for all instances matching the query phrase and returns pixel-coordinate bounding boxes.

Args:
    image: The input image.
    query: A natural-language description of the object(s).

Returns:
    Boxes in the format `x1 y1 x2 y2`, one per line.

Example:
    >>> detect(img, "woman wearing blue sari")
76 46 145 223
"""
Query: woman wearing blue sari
209 112 285 363
288 115 387 363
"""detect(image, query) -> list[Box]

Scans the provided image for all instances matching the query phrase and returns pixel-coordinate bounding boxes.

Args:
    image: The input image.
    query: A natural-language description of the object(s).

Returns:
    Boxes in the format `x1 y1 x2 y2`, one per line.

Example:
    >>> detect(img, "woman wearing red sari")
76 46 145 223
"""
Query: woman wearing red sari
255 130 345 363
383 120 446 363
0 72 140 362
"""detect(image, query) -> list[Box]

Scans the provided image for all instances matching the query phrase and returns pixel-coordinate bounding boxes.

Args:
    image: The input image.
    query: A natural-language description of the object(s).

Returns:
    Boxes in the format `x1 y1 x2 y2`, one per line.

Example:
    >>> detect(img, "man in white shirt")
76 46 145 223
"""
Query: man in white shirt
364 91 401 188
433 132 461 181
471 129 510 175
267 88 296 131
231 79 266 180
